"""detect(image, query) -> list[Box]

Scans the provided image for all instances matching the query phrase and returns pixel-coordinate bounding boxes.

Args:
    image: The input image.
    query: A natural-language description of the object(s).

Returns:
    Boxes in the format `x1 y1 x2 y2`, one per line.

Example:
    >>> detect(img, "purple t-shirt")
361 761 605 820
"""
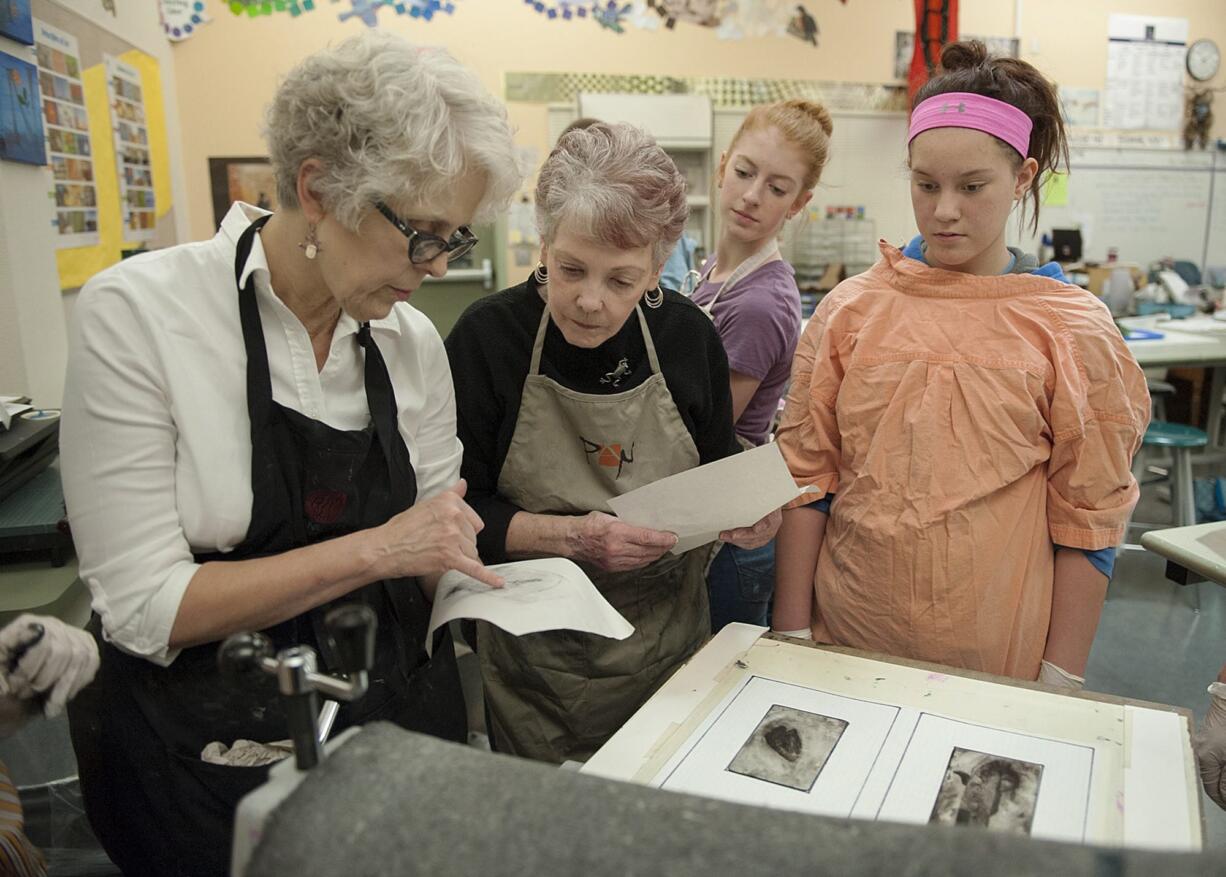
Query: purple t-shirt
692 258 801 446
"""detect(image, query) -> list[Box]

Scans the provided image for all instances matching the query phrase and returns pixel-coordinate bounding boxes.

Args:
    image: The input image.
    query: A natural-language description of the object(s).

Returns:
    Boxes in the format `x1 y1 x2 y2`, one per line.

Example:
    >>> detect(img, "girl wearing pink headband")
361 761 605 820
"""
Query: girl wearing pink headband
773 42 1149 693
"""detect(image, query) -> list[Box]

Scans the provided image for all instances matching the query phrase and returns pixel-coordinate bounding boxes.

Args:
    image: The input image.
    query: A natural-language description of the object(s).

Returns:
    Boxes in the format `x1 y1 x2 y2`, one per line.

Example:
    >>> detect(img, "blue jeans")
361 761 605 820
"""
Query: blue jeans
707 540 776 633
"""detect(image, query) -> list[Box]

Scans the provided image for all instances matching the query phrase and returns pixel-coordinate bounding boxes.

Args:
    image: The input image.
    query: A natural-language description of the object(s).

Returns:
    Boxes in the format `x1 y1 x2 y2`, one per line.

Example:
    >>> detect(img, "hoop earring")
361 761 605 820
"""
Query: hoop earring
298 225 322 260
533 263 548 285
644 286 664 309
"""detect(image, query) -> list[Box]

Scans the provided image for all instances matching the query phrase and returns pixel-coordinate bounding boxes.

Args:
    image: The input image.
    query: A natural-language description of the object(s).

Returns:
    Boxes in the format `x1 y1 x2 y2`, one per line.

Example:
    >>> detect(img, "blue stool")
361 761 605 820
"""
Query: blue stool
1138 422 1209 528
1132 421 1209 612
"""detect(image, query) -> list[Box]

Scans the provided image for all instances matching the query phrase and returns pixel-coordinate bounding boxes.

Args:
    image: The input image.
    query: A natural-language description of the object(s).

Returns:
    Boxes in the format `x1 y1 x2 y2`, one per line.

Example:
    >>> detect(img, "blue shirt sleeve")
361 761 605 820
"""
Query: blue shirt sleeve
802 492 835 514
1066 546 1115 579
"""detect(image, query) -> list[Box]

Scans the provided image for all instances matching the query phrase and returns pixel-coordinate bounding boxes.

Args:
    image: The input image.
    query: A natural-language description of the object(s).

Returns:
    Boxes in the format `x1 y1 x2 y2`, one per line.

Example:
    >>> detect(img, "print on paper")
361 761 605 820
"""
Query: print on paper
727 704 848 792
929 747 1043 835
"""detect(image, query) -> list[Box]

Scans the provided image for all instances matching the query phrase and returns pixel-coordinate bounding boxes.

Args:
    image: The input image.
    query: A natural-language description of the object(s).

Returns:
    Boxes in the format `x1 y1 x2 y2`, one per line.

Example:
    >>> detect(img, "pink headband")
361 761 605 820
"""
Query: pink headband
908 92 1032 158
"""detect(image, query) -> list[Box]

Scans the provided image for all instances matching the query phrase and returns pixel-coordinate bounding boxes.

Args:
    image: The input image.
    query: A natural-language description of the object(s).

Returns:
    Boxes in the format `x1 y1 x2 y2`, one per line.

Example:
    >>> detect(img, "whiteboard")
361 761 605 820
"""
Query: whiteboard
1207 164 1226 269
1010 148 1220 270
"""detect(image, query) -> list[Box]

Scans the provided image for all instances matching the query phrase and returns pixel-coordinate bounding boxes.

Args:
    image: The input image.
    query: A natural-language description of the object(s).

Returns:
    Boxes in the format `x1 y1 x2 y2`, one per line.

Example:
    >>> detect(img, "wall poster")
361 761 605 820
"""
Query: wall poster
0 50 45 166
34 19 98 247
105 54 155 241
1104 15 1187 131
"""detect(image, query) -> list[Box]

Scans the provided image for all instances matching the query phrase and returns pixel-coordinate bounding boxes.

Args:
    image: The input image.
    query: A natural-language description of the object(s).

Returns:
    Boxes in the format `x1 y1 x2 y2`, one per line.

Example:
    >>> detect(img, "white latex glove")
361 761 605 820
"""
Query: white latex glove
1194 682 1226 810
1038 659 1085 691
0 615 99 718
771 627 813 641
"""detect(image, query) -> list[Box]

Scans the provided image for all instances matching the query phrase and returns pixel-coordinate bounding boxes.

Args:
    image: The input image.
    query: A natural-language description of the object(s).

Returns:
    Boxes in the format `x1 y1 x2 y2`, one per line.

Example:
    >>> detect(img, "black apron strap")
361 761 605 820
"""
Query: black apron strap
234 215 276 437
356 323 436 662
356 323 417 509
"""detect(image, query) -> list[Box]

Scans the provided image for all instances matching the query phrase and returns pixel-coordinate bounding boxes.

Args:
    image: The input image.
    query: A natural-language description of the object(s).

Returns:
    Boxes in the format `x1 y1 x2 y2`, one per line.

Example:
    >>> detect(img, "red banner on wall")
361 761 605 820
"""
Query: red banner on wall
908 0 959 102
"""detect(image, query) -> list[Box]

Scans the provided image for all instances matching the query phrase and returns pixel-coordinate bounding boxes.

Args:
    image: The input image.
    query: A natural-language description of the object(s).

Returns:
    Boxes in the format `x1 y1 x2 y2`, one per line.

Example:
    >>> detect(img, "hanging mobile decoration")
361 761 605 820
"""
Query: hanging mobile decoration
592 2 633 32
338 0 456 26
785 4 819 46
523 0 590 22
228 0 317 16
646 0 727 30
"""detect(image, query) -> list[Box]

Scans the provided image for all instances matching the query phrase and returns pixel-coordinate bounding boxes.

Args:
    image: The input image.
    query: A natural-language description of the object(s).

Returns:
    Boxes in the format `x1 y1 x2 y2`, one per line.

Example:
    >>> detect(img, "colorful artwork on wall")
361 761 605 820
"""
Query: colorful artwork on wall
0 52 45 166
34 19 100 247
592 1 630 32
106 55 156 240
227 0 317 17
208 156 279 228
909 0 959 99
645 0 727 30
523 0 589 21
160 0 211 40
786 4 819 46
0 0 34 45
337 0 457 26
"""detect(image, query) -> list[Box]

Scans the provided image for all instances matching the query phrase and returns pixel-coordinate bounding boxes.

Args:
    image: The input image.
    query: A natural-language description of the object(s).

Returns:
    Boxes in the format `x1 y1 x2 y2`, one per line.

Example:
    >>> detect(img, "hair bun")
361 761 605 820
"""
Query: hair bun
784 99 833 137
939 40 989 73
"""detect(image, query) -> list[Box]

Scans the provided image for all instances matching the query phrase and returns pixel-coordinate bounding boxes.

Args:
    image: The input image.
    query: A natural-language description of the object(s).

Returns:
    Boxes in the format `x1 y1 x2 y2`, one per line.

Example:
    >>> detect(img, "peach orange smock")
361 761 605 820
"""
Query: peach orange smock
777 242 1150 679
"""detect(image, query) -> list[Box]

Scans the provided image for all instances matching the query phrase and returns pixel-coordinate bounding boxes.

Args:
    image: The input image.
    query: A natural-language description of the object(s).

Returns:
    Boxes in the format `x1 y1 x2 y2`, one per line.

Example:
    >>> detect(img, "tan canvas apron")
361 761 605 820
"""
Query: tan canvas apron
478 303 714 763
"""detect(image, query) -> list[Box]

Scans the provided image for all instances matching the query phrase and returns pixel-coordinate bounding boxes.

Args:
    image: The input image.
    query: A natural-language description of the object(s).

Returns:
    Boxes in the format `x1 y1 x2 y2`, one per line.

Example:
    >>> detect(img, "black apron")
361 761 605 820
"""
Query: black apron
68 215 466 877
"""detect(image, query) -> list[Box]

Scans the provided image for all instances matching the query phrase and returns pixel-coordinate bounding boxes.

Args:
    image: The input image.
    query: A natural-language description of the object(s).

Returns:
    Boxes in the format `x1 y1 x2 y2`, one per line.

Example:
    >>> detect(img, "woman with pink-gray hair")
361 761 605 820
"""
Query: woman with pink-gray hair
446 122 779 763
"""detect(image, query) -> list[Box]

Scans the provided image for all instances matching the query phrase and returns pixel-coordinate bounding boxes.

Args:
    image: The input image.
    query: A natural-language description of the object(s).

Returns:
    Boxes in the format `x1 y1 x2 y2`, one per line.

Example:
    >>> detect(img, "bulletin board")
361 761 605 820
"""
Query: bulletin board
31 0 175 291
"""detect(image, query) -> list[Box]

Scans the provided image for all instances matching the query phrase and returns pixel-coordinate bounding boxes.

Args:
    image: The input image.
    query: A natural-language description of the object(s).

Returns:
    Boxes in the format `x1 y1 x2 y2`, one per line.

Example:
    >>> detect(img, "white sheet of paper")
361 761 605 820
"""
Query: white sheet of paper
1123 706 1194 851
426 558 633 655
606 443 809 554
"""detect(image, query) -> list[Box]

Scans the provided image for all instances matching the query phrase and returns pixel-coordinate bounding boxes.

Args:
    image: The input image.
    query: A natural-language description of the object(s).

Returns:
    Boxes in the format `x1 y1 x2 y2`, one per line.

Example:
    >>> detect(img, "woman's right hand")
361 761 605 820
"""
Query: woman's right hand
372 480 503 587
568 511 677 572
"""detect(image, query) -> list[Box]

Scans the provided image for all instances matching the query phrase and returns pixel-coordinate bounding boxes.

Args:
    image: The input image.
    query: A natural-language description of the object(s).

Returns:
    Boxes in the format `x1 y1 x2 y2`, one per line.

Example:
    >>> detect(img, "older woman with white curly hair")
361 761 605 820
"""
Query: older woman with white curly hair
60 32 521 876
446 122 779 764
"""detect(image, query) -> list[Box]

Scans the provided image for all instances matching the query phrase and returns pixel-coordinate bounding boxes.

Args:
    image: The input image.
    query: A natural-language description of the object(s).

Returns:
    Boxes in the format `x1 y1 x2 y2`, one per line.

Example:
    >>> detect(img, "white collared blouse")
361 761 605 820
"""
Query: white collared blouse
61 202 462 665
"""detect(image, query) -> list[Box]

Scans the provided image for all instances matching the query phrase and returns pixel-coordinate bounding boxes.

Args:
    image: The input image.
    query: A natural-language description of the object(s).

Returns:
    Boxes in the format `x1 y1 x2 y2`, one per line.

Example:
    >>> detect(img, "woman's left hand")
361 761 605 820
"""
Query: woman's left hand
720 508 782 550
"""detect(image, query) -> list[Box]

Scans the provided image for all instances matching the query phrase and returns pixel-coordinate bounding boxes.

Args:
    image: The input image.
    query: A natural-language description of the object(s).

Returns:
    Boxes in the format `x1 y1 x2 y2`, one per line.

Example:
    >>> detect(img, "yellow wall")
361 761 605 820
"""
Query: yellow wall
173 0 1226 242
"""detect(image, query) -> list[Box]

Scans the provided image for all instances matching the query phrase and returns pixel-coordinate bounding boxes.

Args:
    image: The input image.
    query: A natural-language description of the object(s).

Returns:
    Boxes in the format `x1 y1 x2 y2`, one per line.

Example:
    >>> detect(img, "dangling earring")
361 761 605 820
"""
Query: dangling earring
298 224 322 260
533 263 548 285
644 285 664 309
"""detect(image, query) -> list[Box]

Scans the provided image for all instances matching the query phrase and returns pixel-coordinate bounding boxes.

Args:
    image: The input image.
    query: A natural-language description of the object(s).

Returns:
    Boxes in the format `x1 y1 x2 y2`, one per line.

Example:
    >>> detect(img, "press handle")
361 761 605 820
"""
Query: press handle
217 631 274 677
323 604 377 675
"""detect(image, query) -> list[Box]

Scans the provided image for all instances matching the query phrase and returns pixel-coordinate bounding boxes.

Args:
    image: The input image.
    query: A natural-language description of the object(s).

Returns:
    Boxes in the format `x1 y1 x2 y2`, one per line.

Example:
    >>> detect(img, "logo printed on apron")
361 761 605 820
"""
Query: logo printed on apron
581 437 634 477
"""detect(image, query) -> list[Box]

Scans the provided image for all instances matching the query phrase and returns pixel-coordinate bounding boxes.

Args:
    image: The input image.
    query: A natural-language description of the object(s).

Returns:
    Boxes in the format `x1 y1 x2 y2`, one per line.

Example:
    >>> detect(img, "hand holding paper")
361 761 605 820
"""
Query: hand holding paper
607 443 809 554
569 511 678 572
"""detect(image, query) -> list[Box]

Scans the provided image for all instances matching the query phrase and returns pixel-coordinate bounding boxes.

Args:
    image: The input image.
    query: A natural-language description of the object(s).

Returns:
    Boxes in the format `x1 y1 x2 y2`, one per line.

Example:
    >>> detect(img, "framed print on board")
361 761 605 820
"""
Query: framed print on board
208 156 278 228
0 52 47 166
0 0 34 45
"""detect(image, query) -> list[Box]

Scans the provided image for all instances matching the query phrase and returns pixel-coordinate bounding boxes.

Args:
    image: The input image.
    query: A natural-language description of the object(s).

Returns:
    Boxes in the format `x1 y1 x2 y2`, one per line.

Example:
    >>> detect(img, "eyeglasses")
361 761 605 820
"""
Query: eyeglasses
375 202 478 265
